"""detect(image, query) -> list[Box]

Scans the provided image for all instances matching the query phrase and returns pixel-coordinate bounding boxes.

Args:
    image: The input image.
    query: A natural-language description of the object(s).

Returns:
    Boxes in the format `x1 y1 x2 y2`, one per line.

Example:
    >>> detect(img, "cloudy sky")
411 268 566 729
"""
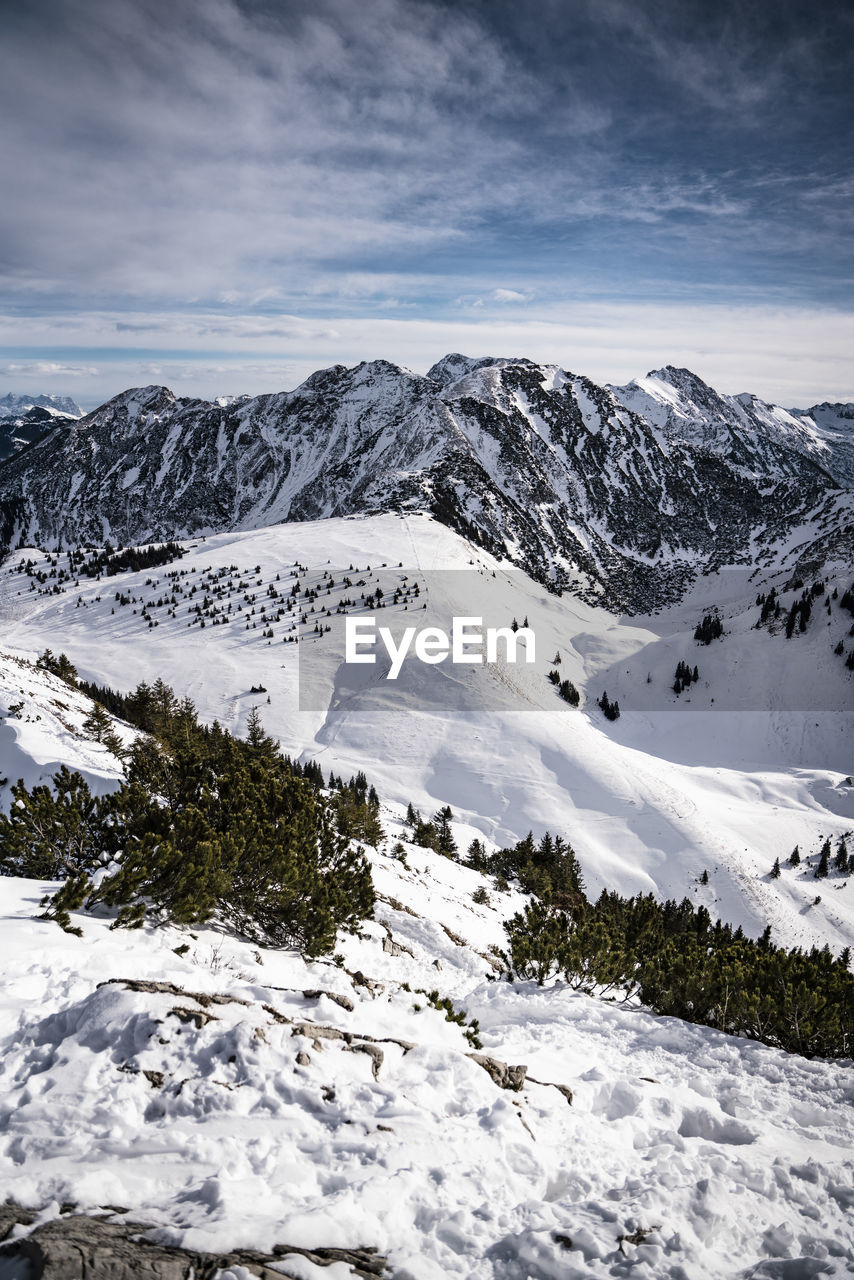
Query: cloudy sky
2 0 852 408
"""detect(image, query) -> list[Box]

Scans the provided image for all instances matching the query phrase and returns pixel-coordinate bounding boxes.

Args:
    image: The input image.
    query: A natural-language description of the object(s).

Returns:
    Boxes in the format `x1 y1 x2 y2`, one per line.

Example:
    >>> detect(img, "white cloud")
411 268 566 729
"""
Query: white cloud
0 361 99 378
3 302 852 408
492 289 529 303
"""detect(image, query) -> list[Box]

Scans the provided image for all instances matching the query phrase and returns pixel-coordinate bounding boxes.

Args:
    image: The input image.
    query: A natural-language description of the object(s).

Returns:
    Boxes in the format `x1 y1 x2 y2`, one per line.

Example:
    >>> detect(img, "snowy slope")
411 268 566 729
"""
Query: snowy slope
2 523 854 1277
0 648 133 797
2 514 852 962
2 820 854 1276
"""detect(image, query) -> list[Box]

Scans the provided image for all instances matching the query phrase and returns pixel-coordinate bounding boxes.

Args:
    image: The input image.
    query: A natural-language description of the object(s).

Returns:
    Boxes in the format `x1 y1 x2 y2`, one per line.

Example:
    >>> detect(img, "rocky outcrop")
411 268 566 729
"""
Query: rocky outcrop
0 1203 387 1279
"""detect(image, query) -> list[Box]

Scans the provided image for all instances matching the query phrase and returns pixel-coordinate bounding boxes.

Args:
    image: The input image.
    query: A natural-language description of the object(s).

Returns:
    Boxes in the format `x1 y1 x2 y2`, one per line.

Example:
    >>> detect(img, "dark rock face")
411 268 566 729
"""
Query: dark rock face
0 394 83 461
0 357 849 613
0 1202 387 1279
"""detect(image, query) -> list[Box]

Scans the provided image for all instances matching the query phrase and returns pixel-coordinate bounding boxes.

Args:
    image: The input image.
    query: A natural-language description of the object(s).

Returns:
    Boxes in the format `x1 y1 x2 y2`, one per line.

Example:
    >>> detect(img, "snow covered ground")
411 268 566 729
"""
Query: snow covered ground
1 513 852 956
2 837 854 1278
1 514 853 1277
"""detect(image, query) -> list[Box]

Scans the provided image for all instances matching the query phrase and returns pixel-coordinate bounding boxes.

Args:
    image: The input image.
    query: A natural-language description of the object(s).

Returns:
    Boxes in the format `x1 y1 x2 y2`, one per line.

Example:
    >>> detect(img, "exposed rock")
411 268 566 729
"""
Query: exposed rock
99 978 250 1008
617 1224 661 1255
168 1005 218 1029
292 1021 349 1043
344 1042 384 1079
528 1077 574 1106
440 924 466 947
376 894 418 917
345 968 384 997
474 949 504 973
303 988 355 1011
262 1002 292 1025
382 935 411 958
117 1064 166 1088
467 1053 528 1091
0 1203 388 1278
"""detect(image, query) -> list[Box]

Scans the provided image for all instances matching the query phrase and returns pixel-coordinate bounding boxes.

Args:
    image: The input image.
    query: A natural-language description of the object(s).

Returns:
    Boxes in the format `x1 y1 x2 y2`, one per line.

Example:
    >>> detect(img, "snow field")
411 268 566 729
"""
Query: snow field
2 834 854 1279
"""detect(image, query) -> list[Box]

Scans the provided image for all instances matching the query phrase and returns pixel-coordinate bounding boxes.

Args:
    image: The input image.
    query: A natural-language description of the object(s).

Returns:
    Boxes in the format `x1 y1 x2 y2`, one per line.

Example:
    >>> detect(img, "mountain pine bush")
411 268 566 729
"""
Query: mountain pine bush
500 863 854 1058
1 680 374 956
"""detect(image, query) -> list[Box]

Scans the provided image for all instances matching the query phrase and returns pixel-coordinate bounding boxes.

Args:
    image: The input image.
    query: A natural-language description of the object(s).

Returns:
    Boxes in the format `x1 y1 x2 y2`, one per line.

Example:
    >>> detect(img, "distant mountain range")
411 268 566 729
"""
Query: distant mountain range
0 359 851 612
0 392 83 463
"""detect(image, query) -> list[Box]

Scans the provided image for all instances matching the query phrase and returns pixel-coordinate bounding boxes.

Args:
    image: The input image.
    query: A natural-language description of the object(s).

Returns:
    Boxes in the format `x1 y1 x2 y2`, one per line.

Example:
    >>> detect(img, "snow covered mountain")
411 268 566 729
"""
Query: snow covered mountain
0 359 849 613
609 365 854 487
0 391 82 418
0 391 83 463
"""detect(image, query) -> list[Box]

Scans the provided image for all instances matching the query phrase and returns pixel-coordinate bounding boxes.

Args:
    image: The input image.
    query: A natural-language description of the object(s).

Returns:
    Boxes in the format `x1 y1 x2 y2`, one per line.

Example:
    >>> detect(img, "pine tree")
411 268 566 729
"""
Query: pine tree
37 649 78 685
501 900 571 985
789 846 801 867
466 838 489 870
0 767 109 879
834 838 849 874
432 805 458 858
558 679 580 706
38 872 92 936
412 818 439 851
815 839 831 879
19 680 378 957
770 857 781 879
83 702 113 742
598 691 620 720
245 706 278 762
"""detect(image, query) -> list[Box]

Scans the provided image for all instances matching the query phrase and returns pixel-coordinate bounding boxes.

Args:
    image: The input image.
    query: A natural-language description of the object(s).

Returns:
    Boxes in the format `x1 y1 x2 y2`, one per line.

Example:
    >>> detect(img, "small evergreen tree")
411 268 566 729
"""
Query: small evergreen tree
432 806 457 858
834 839 849 874
558 678 580 706
36 649 78 685
83 702 113 742
466 838 489 870
598 691 620 720
412 818 439 851
0 767 110 879
815 839 830 879
501 900 571 985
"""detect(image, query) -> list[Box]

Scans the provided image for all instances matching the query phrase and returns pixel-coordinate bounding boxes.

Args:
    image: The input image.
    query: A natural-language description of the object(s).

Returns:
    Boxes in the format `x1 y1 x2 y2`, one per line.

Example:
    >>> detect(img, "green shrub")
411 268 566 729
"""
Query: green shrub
0 766 112 879
4 680 375 957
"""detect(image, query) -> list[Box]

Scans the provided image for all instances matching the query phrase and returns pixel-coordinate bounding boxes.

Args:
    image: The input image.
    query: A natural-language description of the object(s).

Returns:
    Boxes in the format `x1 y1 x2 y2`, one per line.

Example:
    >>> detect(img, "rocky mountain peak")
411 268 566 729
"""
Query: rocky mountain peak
0 357 850 613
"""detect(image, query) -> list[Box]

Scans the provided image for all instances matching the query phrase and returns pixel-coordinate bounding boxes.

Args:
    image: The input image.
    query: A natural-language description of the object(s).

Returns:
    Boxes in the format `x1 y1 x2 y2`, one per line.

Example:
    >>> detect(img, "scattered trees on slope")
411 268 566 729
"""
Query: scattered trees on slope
694 614 723 645
598 691 620 721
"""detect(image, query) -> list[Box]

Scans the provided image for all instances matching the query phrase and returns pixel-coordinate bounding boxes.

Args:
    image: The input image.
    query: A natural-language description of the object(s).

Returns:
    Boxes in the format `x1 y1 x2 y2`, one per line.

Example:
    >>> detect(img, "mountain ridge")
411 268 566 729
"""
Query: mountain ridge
0 391 83 463
0 356 851 613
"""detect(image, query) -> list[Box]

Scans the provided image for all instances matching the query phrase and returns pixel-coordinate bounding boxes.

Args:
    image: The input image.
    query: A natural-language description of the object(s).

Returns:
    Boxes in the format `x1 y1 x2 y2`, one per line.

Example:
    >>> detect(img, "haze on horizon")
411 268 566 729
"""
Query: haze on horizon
1 0 852 410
